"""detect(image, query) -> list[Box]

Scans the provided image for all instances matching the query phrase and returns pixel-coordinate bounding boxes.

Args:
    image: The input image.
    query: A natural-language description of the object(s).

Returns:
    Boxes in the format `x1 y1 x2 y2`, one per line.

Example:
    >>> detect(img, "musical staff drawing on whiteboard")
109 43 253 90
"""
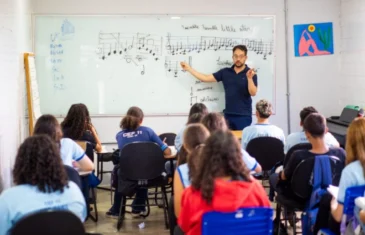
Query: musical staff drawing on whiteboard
97 32 163 61
166 34 273 60
165 56 192 77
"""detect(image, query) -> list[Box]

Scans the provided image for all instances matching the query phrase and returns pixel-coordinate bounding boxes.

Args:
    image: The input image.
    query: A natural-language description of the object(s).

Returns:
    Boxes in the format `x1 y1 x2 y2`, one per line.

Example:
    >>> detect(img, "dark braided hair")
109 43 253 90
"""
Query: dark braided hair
13 135 68 193
190 130 251 204
61 103 91 140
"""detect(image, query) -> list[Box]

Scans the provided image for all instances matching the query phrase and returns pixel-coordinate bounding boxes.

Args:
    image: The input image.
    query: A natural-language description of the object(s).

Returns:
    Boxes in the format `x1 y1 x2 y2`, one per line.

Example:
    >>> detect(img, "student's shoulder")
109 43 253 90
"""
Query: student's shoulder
61 138 77 146
0 185 33 201
286 132 301 140
329 147 346 157
66 182 83 195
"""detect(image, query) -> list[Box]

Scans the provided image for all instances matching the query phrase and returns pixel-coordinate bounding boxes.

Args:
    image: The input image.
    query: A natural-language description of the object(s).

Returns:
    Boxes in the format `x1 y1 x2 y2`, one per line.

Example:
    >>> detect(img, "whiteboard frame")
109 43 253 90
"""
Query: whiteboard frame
31 14 277 117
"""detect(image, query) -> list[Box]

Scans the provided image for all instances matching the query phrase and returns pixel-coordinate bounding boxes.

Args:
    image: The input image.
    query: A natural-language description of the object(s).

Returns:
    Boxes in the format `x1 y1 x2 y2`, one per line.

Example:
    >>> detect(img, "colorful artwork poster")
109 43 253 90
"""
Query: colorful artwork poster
294 22 334 57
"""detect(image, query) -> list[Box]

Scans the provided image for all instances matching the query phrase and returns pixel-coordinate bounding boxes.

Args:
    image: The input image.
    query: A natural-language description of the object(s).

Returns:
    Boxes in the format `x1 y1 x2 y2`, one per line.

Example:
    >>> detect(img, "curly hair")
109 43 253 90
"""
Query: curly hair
256 99 272 119
61 103 91 140
120 106 144 131
201 112 228 133
34 114 63 148
13 135 68 193
190 130 251 204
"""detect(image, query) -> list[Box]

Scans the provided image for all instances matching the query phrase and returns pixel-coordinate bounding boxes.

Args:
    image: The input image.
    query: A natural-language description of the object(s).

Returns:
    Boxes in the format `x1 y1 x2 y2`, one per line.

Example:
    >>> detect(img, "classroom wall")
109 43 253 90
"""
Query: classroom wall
0 0 32 190
339 0 365 108
287 0 342 132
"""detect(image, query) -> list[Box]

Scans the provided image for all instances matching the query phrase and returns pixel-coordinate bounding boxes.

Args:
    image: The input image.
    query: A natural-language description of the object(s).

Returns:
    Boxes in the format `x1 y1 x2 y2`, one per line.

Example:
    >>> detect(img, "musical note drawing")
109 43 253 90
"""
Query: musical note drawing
190 87 197 106
141 65 145 75
165 56 192 78
97 32 162 61
166 34 273 60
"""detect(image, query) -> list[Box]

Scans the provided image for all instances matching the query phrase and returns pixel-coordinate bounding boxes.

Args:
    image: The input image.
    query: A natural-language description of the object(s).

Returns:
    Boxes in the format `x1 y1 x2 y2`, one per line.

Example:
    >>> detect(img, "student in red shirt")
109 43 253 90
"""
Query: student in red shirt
178 130 271 235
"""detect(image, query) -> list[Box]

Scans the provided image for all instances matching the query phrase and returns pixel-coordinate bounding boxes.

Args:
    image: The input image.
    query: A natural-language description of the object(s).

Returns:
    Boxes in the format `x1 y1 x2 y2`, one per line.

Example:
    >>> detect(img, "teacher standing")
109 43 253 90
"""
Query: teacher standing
180 45 258 130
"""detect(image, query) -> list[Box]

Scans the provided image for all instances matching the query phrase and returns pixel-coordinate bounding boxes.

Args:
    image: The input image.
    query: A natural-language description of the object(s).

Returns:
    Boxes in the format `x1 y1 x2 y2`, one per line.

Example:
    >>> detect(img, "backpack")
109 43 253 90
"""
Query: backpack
302 155 332 235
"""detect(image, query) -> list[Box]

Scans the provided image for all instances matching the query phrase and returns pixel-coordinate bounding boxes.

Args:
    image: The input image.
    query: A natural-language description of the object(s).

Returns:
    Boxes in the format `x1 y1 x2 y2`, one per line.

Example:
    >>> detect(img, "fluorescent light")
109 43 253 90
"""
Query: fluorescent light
171 16 181 20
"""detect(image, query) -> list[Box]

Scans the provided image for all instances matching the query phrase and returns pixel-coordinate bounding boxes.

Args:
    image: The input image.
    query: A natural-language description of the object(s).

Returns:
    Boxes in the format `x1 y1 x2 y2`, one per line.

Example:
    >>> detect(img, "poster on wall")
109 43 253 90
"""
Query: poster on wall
293 22 334 57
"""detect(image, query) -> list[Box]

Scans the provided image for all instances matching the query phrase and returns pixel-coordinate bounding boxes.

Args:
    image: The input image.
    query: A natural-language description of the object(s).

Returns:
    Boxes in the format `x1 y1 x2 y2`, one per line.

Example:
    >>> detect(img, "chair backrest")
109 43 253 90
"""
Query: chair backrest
202 207 273 235
246 137 285 171
291 156 344 200
11 211 85 235
343 185 365 217
284 143 312 167
119 142 165 181
159 133 176 146
63 165 82 190
75 140 94 162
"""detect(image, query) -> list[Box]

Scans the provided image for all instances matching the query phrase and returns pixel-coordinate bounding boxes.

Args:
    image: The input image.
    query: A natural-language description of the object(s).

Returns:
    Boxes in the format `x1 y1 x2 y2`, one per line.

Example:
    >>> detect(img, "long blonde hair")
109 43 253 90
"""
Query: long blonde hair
345 118 365 176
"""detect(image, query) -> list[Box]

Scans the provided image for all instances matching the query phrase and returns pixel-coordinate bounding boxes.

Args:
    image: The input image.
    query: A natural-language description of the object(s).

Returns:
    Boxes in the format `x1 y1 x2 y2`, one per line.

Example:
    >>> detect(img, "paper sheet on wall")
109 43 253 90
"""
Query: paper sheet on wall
28 56 42 119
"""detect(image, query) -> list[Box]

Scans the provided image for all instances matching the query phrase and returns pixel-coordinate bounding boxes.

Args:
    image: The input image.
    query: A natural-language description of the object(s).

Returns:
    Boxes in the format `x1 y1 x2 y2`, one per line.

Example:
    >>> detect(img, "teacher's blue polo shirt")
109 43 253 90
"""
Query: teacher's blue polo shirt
213 65 258 115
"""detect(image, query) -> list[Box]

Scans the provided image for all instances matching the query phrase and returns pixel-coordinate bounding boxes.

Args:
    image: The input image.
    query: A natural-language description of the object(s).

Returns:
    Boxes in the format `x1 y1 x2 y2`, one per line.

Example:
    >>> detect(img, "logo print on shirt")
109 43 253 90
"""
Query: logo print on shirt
123 131 143 138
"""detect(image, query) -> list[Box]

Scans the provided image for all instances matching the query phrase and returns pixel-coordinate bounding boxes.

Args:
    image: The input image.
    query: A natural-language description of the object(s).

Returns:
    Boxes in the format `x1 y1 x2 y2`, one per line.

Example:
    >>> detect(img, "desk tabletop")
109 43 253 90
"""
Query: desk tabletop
231 130 243 140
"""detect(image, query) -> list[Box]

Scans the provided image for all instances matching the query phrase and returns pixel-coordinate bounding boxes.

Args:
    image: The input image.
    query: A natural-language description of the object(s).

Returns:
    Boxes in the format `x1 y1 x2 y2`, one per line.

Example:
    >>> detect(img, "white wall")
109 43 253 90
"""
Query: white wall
339 0 365 108
287 0 342 132
0 0 32 191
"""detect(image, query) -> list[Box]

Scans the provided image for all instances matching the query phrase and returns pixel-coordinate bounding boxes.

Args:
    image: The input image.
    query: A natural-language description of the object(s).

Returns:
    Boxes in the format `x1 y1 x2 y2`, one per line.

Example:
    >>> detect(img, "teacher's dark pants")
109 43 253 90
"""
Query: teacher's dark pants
224 113 252 130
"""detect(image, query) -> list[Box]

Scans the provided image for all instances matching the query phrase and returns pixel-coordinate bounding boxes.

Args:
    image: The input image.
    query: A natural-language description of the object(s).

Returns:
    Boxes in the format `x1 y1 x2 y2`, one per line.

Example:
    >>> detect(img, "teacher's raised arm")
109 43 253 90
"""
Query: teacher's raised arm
181 45 258 131
180 62 217 83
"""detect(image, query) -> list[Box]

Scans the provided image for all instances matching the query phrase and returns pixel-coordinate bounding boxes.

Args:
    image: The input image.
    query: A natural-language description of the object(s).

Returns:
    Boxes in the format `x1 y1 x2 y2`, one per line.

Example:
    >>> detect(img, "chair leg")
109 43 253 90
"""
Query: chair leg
117 196 125 230
292 213 296 235
275 203 282 235
89 188 98 222
284 207 288 228
145 192 151 217
162 186 169 229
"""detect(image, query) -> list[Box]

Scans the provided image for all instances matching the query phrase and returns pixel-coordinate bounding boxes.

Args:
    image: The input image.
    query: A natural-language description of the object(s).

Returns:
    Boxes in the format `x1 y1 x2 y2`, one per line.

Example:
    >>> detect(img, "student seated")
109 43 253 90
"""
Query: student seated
270 113 346 202
202 112 262 173
178 130 271 235
106 106 171 218
0 135 86 235
285 106 339 153
61 103 102 153
331 118 365 226
33 114 94 172
174 103 208 151
241 99 285 149
174 123 210 218
165 112 206 175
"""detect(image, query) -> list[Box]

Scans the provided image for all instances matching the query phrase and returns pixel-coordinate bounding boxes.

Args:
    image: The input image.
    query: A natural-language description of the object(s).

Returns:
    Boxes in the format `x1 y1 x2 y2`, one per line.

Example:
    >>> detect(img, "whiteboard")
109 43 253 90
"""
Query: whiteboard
34 15 275 115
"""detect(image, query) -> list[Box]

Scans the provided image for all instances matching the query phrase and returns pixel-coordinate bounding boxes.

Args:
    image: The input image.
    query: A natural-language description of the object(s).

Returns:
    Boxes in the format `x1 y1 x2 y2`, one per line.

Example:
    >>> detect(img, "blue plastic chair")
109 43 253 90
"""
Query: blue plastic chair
202 207 273 235
319 185 365 235
341 185 365 234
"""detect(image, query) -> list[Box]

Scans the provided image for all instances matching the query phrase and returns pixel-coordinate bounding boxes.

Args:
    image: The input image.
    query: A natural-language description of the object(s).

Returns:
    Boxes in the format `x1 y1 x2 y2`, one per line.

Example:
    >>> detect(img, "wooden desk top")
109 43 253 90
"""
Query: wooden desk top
231 130 243 140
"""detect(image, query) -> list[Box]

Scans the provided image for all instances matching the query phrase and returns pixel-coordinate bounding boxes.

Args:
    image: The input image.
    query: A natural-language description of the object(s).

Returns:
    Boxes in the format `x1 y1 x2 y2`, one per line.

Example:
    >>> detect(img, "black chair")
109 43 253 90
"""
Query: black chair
117 142 169 230
246 137 285 185
11 211 85 235
64 165 82 190
159 133 177 146
283 143 312 167
274 156 344 235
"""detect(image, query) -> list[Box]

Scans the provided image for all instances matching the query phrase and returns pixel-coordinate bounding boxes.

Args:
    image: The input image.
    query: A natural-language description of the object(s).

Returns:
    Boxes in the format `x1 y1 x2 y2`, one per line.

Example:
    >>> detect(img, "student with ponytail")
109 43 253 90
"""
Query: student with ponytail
107 106 171 218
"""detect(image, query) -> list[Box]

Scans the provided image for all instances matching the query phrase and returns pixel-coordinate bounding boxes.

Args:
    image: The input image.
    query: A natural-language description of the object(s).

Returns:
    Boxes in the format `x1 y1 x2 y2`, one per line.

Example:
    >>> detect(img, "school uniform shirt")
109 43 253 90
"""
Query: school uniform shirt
178 178 271 235
0 182 86 235
241 123 285 149
284 131 339 154
116 126 168 151
175 126 186 151
284 148 346 182
337 160 365 204
60 138 86 167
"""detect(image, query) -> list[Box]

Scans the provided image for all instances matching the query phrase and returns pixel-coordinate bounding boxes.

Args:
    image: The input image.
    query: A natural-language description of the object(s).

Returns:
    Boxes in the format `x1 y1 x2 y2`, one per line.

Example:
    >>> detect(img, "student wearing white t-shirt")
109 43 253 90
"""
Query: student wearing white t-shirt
241 99 285 149
0 135 86 235
332 118 365 223
33 115 94 172
285 106 339 154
